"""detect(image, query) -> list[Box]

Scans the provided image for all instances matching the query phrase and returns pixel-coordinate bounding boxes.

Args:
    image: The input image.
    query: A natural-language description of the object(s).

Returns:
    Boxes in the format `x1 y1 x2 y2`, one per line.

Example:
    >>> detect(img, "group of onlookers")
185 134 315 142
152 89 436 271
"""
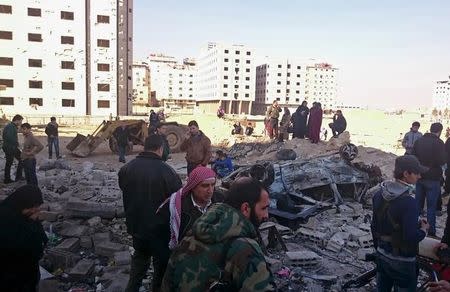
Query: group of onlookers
264 100 347 143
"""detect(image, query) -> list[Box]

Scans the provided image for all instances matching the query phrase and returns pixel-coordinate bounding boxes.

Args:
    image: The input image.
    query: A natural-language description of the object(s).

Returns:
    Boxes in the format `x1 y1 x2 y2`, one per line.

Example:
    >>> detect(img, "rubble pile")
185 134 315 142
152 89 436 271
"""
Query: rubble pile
18 160 140 292
260 202 376 291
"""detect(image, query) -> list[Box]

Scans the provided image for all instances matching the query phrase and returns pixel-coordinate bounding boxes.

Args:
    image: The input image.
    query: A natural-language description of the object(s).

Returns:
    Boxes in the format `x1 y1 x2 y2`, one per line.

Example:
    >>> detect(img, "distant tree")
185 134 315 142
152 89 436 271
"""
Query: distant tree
445 108 449 119
439 110 443 116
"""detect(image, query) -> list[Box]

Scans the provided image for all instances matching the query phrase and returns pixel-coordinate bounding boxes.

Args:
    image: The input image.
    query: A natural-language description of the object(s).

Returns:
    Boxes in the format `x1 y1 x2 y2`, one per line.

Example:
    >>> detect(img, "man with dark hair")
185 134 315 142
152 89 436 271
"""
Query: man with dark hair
370 155 429 291
118 134 182 292
413 122 446 236
161 177 275 292
328 110 347 138
402 121 422 155
180 120 211 175
45 117 61 159
20 123 44 186
2 114 24 183
155 122 170 161
113 125 130 163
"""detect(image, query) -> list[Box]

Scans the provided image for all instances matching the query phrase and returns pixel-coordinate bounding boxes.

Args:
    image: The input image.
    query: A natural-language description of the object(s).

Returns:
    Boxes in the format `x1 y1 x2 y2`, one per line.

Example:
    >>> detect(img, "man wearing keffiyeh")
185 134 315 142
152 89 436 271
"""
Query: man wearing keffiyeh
158 166 218 250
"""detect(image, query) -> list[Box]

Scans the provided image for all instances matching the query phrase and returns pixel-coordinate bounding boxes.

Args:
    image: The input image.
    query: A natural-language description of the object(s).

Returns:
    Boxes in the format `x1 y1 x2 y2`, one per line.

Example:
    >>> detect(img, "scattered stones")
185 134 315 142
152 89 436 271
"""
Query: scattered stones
47 248 81 270
39 211 61 222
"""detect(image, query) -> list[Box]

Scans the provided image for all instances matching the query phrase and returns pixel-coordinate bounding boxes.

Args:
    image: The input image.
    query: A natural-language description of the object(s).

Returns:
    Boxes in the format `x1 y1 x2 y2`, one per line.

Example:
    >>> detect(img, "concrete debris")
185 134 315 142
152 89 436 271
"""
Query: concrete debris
114 251 132 266
4 128 399 291
69 259 95 280
55 238 80 252
286 251 321 267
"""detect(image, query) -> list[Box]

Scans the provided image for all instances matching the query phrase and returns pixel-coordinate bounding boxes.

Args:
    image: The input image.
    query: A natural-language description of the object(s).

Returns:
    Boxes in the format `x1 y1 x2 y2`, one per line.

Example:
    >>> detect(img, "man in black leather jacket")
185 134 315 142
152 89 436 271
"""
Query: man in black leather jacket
118 134 182 292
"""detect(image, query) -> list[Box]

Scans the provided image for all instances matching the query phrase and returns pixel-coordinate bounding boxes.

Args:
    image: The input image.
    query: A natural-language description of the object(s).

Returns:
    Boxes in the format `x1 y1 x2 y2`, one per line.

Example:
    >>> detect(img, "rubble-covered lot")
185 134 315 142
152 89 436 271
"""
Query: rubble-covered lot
0 131 447 292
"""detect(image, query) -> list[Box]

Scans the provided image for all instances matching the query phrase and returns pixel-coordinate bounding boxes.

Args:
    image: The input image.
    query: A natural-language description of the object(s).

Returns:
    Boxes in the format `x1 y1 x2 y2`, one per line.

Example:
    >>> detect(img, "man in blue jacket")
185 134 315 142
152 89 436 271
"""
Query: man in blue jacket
371 155 429 291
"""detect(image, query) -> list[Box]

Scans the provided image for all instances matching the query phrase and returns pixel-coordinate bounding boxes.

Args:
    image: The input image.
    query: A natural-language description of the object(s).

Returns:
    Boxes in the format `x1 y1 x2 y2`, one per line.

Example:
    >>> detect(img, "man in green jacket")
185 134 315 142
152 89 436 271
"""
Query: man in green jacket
2 115 24 184
161 177 275 292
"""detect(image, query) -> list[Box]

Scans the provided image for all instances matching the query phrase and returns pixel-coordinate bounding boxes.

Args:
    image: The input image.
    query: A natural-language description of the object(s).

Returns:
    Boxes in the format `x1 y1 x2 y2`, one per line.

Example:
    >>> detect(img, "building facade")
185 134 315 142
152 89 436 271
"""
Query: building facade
432 77 450 111
196 42 255 114
132 62 151 105
255 59 338 114
0 0 132 116
148 54 196 110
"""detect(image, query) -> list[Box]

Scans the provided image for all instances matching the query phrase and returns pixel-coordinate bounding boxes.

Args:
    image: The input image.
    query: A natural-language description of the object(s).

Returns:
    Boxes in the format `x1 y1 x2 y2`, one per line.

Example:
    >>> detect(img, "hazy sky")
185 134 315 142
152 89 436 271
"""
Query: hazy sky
133 0 450 109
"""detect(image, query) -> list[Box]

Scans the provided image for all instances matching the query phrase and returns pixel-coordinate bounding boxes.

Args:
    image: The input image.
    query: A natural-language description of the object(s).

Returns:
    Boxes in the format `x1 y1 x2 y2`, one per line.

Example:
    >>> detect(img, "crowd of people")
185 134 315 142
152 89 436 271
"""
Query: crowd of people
6 111 450 291
264 100 347 143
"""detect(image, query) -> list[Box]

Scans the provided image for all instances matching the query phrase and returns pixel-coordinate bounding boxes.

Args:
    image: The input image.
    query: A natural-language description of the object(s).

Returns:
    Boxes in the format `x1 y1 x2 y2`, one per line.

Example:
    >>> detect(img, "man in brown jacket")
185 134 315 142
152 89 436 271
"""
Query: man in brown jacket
20 123 44 185
180 120 211 175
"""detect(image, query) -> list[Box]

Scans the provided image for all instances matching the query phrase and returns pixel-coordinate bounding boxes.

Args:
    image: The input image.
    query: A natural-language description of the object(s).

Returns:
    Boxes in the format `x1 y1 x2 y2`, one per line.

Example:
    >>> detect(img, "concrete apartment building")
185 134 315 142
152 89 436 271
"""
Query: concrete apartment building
432 77 450 111
0 0 133 117
148 54 196 110
132 62 151 105
196 42 255 114
255 60 338 114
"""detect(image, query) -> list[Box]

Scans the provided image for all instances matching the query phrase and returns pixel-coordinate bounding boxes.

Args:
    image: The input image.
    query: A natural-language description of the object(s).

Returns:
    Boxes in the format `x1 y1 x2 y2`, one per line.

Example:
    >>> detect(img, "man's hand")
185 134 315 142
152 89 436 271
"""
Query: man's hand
421 218 430 233
427 280 450 291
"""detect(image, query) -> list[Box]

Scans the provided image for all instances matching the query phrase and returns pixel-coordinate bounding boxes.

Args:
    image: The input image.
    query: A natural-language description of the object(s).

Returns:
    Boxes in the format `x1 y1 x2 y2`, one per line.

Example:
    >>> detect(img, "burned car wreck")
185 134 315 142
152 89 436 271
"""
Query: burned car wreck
221 149 378 227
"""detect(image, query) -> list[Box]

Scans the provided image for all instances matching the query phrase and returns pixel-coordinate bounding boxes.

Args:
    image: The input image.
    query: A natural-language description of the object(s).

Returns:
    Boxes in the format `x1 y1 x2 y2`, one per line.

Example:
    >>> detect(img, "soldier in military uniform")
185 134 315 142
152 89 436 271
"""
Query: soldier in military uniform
161 177 275 292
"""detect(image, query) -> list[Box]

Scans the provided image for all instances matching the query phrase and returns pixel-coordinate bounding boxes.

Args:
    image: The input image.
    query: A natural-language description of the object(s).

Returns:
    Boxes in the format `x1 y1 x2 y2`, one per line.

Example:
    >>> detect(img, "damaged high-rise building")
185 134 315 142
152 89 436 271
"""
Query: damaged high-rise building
0 0 133 116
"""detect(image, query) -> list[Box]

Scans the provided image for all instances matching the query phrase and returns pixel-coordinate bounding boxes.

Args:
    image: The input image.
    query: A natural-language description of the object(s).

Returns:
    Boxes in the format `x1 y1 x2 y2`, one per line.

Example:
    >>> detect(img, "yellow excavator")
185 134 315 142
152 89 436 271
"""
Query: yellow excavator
66 119 189 157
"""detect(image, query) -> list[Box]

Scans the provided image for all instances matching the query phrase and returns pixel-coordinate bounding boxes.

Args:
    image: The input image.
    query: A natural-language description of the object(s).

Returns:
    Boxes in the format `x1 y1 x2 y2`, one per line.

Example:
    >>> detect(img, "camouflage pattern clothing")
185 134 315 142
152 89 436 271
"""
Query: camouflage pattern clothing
161 203 275 292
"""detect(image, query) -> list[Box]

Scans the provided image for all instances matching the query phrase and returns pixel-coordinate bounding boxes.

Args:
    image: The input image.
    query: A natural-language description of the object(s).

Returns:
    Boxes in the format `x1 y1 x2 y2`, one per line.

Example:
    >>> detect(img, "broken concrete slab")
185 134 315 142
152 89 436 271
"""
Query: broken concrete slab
286 251 321 266
66 198 117 219
58 225 89 238
87 216 102 226
69 259 94 280
297 227 326 246
47 248 81 270
55 238 80 252
357 248 374 260
358 234 373 248
95 241 126 257
114 251 131 266
39 211 61 222
80 236 93 249
326 232 349 252
92 232 112 247
342 225 367 241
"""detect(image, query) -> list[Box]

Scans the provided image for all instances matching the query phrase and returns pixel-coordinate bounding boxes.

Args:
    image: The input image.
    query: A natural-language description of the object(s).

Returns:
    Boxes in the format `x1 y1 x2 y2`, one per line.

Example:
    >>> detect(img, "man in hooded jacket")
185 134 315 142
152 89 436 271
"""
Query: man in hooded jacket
370 155 429 291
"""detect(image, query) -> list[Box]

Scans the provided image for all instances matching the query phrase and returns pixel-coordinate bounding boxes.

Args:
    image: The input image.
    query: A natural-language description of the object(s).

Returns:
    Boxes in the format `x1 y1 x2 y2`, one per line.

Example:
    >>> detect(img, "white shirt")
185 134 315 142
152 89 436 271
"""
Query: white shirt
191 195 212 214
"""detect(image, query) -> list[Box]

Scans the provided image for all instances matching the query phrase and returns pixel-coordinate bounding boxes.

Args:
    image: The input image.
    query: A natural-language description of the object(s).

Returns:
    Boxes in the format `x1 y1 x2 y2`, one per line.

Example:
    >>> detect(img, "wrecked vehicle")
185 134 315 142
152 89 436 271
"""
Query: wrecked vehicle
221 151 376 227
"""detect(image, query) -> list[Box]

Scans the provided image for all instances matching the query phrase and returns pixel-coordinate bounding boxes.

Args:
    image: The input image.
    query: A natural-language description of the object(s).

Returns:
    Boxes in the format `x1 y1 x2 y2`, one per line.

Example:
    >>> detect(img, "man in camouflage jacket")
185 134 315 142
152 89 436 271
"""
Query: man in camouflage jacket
161 177 276 292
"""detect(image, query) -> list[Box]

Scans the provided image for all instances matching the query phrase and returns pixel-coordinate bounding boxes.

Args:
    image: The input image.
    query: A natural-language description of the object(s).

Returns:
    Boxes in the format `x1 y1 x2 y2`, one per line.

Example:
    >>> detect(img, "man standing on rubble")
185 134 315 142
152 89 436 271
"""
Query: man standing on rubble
161 177 275 292
371 155 429 291
119 135 182 292
180 120 211 175
413 122 446 237
267 100 282 139
45 117 61 159
2 114 24 183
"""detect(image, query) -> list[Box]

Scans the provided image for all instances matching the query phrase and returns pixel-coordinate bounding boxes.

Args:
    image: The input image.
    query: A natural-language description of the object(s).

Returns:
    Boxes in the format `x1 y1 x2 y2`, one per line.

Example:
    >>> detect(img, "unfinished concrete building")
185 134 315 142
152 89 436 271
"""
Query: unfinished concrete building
0 0 133 117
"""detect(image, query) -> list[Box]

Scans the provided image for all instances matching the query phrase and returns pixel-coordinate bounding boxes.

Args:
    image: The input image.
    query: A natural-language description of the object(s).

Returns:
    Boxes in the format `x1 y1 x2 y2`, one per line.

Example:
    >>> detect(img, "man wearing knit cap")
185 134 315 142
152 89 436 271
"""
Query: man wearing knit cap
158 166 218 250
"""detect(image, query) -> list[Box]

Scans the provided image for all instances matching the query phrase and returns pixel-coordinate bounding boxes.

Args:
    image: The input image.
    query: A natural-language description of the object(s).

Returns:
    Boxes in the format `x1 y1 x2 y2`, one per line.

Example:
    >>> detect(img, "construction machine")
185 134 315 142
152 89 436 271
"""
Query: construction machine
66 119 189 157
